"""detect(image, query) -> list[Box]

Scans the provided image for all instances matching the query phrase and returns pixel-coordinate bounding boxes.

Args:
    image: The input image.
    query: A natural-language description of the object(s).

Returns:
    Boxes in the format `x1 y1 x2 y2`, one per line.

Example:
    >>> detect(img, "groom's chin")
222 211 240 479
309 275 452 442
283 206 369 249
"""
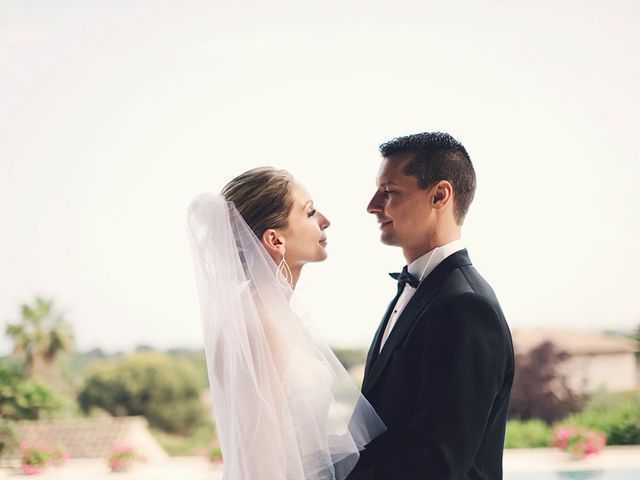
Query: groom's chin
379 233 396 245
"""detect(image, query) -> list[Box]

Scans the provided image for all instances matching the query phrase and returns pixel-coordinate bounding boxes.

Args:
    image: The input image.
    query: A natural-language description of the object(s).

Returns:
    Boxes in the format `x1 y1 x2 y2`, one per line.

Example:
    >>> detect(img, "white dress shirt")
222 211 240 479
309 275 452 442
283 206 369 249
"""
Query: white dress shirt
379 239 466 352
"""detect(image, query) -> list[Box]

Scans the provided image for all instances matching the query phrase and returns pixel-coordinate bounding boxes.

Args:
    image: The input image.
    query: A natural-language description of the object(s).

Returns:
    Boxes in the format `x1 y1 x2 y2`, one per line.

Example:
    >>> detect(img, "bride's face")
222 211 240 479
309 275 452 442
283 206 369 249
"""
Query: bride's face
279 182 330 266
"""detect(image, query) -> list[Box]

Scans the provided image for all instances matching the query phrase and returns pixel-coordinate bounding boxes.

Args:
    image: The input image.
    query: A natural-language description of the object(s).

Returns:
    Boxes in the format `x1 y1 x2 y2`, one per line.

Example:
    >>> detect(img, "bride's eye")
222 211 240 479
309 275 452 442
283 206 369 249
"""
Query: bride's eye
307 209 317 218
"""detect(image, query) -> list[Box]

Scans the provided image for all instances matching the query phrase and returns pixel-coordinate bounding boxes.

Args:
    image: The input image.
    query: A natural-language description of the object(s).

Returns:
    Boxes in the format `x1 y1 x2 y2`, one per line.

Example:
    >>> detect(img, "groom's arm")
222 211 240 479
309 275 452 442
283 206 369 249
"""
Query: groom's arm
349 292 511 480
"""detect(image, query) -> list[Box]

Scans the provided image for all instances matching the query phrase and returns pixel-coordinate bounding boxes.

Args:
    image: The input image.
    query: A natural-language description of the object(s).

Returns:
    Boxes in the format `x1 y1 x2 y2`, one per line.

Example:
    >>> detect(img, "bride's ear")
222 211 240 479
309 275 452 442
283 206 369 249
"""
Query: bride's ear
261 229 286 256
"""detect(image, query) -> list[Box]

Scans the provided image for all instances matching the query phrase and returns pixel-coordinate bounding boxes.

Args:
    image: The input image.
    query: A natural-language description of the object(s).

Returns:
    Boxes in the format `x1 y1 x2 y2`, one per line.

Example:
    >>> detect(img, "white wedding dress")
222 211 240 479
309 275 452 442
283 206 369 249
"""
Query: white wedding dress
281 347 335 479
187 194 385 480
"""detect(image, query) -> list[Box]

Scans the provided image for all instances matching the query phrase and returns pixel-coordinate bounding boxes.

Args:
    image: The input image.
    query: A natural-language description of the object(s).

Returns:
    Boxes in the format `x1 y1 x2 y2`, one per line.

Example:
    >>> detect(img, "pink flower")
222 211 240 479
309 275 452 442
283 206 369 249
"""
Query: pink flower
21 464 41 475
112 444 134 453
108 444 137 471
551 426 606 457
549 427 574 449
110 459 125 469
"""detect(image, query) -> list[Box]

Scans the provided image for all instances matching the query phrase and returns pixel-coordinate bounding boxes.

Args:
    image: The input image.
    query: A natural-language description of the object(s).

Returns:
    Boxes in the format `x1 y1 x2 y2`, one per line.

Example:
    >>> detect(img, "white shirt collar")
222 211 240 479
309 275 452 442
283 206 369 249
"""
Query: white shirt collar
407 239 466 283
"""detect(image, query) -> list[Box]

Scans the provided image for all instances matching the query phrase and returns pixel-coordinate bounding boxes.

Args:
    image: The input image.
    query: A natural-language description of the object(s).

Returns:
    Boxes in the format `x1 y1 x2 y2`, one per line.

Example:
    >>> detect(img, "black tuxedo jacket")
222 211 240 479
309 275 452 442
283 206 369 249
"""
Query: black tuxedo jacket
347 249 514 479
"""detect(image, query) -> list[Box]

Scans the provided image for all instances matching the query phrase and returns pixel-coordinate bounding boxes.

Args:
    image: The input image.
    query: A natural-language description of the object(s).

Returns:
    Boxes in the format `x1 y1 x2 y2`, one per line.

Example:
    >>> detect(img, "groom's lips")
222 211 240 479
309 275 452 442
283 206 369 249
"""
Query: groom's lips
379 220 393 230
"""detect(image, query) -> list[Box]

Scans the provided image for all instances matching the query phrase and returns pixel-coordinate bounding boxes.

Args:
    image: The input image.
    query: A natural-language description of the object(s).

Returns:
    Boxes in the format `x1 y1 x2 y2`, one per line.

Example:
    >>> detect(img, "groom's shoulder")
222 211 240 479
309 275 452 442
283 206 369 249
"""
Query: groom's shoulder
459 264 498 301
441 259 494 295
435 265 511 343
437 261 503 317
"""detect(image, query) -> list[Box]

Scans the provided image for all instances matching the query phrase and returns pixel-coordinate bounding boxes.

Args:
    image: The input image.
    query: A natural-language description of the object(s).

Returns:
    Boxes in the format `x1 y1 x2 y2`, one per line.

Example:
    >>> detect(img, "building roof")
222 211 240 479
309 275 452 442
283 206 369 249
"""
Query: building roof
13 416 168 462
512 328 638 355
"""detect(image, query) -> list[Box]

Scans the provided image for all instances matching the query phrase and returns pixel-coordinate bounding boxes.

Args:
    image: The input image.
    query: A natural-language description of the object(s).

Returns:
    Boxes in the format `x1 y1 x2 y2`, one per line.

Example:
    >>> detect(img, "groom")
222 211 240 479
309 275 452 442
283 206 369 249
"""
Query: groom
347 132 514 479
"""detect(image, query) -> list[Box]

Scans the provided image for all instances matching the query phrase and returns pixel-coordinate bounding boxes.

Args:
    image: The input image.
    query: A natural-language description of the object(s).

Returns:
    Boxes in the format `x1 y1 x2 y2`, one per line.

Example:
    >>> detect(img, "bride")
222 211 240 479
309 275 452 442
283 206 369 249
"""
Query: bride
187 167 385 479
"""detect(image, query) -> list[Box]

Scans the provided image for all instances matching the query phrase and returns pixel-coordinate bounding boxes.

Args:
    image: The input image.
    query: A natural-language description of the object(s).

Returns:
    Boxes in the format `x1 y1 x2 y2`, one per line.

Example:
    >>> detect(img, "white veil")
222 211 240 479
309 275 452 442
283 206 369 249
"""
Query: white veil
187 193 385 480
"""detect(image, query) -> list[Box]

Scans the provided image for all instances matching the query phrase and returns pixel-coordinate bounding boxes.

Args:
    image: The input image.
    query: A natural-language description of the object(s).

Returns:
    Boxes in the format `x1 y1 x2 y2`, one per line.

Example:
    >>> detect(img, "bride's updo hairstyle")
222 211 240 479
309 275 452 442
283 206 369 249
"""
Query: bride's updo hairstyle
221 167 295 238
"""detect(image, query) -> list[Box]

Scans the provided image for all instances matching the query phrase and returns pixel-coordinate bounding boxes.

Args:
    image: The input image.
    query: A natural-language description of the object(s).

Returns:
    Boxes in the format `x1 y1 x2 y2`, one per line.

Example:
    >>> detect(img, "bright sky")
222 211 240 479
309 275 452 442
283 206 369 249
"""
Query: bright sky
1 0 639 353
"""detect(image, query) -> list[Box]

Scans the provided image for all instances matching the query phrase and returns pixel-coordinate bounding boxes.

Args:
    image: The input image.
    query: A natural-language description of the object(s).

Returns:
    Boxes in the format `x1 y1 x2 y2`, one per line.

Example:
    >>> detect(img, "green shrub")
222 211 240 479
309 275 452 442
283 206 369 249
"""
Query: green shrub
0 419 19 462
504 419 552 449
78 352 207 435
208 445 222 464
150 422 215 456
561 390 640 445
332 348 366 371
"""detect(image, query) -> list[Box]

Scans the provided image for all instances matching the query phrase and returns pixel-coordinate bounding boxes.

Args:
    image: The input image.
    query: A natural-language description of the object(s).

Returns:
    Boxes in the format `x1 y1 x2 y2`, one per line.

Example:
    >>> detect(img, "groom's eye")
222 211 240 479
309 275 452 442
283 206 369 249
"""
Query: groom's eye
383 190 395 199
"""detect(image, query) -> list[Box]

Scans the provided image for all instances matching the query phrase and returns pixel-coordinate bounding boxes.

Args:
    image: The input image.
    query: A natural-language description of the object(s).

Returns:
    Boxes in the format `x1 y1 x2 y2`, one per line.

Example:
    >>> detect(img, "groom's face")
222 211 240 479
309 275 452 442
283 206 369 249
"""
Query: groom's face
367 154 437 260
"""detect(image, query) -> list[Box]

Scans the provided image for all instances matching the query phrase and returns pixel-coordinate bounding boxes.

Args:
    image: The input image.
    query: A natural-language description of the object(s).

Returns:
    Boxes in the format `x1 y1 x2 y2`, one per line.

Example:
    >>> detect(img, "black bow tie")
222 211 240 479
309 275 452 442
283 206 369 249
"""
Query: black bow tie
389 266 420 293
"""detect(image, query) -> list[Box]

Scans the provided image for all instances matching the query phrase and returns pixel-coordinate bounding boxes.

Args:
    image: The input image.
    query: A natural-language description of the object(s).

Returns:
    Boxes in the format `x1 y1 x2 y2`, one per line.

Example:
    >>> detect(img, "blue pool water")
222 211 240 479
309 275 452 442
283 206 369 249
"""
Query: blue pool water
507 470 640 480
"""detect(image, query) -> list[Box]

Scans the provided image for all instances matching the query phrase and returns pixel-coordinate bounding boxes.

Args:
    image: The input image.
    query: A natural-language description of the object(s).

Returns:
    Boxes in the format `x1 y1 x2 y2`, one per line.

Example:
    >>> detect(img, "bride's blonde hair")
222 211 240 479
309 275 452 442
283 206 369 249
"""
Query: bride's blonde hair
221 167 294 238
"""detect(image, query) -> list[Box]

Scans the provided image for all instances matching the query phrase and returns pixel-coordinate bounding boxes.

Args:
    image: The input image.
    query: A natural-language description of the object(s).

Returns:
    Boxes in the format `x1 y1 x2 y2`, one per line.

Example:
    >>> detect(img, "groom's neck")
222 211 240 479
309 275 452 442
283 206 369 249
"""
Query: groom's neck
403 231 461 264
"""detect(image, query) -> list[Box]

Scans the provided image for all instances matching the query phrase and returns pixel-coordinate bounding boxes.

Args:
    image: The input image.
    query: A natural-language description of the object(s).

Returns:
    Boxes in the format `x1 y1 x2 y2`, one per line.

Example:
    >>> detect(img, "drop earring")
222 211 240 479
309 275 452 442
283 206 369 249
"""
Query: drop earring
277 254 294 289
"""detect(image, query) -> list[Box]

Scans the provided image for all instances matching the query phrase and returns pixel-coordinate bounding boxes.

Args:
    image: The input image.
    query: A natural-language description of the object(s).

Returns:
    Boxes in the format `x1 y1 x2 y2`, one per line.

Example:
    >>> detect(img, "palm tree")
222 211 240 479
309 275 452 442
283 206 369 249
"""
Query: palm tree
5 297 74 382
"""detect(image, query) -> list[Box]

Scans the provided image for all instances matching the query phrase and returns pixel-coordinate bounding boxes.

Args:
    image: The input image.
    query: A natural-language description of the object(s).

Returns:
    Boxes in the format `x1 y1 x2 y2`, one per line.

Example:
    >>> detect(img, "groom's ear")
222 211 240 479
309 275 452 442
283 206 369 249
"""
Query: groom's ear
432 180 453 209
262 229 286 255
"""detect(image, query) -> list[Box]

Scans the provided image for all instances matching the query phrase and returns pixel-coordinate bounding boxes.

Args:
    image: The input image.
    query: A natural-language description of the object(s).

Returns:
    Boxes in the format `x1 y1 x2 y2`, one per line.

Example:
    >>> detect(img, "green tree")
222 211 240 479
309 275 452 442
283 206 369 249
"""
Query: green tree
5 297 74 385
0 361 61 420
165 348 209 390
77 352 207 435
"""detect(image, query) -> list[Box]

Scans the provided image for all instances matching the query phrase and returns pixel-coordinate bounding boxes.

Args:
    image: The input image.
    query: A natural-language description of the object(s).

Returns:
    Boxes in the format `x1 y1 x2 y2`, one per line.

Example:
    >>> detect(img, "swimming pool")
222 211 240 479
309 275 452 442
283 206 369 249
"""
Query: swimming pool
507 470 640 479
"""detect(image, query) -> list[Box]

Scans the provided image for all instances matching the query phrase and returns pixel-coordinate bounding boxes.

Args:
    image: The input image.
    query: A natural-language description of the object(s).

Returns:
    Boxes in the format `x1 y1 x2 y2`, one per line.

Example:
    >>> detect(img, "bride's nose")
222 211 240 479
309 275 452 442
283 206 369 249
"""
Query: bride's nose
318 212 330 230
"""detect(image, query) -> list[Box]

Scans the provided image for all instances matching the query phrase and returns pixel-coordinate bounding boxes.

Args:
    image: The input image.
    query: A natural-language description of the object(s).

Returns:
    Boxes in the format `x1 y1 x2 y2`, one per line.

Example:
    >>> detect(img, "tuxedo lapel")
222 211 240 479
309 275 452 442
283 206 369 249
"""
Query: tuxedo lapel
362 250 472 396
363 290 401 379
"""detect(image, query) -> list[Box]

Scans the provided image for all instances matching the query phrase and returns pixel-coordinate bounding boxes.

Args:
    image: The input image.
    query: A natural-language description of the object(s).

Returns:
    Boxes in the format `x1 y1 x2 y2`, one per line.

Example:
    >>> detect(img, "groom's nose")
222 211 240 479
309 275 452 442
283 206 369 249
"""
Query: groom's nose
367 191 384 214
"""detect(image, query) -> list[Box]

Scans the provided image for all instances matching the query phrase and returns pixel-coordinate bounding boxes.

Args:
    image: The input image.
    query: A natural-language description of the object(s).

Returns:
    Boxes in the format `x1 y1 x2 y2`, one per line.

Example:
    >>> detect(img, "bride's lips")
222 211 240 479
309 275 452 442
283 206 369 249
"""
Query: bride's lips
319 237 328 246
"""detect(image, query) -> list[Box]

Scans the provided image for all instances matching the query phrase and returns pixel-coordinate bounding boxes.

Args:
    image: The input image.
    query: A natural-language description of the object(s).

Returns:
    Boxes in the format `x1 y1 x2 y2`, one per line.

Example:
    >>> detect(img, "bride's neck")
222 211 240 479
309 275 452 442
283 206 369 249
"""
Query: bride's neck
290 265 302 289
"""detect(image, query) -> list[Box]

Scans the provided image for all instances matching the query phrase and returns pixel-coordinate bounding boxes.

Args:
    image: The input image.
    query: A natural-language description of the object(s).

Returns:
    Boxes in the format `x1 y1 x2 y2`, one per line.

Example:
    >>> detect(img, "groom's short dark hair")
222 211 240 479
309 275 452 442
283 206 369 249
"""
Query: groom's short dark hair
380 132 476 224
